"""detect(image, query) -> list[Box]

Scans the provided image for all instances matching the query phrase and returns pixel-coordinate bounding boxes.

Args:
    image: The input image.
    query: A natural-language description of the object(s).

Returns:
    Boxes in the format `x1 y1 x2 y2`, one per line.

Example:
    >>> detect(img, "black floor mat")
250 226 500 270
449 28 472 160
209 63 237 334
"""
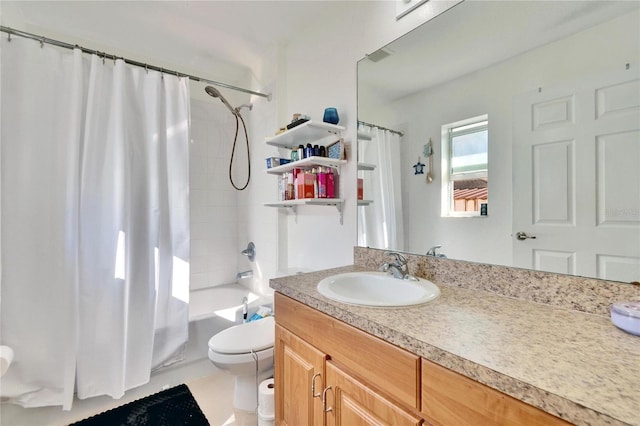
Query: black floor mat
70 384 210 426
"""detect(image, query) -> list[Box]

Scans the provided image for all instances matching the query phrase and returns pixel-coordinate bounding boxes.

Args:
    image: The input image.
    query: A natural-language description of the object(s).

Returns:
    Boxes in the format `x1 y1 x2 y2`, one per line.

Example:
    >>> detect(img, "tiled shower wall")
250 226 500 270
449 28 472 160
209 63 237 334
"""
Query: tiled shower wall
189 97 240 290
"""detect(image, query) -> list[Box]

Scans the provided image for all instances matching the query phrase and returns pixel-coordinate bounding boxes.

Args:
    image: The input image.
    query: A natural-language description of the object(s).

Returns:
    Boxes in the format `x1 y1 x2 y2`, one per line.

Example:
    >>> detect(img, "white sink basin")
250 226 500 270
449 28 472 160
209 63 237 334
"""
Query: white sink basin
317 271 440 307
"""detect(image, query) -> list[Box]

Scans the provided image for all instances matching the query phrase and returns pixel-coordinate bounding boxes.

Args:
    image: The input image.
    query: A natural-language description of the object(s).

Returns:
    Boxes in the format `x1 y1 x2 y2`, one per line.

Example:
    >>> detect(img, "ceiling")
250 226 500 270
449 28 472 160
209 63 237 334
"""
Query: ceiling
0 1 348 88
359 0 640 102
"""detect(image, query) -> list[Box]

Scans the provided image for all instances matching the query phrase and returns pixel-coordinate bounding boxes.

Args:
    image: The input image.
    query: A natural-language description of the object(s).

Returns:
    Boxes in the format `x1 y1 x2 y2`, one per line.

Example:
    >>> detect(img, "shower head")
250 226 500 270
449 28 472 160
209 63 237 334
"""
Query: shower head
205 85 236 115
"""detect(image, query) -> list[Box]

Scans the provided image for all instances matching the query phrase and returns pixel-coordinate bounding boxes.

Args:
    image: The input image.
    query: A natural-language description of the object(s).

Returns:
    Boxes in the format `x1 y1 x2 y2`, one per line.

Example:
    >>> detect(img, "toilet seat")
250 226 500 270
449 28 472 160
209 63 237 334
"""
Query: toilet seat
208 316 275 355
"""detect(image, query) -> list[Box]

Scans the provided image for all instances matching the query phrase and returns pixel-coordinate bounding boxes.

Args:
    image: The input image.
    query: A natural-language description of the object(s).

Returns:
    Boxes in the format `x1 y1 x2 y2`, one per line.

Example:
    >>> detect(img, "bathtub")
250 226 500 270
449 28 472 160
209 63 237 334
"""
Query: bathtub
158 283 272 369
0 284 272 425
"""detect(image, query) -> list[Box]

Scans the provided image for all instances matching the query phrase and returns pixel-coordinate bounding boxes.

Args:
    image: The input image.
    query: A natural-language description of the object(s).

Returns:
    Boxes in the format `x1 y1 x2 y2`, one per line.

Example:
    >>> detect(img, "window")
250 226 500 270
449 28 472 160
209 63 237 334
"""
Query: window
441 115 488 217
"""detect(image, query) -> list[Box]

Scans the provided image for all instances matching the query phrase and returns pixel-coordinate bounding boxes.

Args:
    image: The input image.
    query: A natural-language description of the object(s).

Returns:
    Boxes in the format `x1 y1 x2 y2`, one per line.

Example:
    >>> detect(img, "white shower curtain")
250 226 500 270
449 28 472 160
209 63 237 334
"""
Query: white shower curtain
357 125 404 250
0 37 190 409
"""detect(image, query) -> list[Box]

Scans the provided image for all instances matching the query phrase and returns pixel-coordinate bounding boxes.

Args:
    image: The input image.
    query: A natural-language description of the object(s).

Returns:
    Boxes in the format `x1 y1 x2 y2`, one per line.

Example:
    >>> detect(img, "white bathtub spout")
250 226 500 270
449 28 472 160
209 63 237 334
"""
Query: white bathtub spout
236 270 253 280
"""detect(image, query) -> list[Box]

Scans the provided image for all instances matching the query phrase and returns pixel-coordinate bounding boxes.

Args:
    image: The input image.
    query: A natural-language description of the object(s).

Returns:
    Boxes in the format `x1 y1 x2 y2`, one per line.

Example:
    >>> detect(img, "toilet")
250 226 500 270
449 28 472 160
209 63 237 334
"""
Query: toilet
208 316 275 412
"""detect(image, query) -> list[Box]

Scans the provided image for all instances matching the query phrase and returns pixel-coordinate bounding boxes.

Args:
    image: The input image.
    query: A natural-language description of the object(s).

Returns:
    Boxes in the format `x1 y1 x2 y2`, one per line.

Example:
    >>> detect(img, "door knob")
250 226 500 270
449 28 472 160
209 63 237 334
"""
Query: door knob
515 231 536 240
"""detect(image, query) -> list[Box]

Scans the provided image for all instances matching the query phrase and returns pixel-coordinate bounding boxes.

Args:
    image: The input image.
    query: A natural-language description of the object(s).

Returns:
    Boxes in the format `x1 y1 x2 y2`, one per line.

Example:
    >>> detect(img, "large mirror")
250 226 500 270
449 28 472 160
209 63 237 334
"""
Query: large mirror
357 0 640 282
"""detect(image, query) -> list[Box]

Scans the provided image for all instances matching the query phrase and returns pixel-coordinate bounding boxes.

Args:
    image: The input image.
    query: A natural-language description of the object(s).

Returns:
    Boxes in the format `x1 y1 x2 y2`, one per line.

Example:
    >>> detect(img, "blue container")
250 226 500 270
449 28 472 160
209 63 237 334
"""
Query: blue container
323 108 339 125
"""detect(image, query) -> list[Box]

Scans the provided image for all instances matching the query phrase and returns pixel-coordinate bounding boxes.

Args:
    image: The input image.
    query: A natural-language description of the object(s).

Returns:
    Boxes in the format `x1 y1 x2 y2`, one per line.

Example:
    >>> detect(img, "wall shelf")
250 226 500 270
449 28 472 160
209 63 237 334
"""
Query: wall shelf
358 200 372 206
267 156 347 175
265 199 345 224
265 121 346 225
266 121 345 149
357 162 376 171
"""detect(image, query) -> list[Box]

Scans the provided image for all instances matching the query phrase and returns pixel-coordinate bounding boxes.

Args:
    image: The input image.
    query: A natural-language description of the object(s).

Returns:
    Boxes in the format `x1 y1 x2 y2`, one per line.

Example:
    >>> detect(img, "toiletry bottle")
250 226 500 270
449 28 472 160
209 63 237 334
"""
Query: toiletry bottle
306 143 314 158
319 145 326 157
292 168 300 199
278 175 285 201
286 172 294 200
327 168 335 198
290 149 298 162
314 144 320 156
283 173 289 200
313 168 319 198
317 167 327 198
298 144 305 160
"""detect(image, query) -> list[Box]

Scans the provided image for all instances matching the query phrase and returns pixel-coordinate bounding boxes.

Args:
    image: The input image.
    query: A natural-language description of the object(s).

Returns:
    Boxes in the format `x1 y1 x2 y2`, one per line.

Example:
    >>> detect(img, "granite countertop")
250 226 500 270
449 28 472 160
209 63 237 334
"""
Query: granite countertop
270 265 640 426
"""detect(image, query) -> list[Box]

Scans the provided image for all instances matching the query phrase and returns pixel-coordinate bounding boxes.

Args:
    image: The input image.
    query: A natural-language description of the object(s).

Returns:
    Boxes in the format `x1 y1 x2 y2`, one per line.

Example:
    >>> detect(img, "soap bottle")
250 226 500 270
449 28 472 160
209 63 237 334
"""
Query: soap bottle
327 168 335 199
278 174 285 201
312 168 318 198
292 168 300 199
317 167 327 198
306 143 314 158
297 144 305 160
287 172 295 200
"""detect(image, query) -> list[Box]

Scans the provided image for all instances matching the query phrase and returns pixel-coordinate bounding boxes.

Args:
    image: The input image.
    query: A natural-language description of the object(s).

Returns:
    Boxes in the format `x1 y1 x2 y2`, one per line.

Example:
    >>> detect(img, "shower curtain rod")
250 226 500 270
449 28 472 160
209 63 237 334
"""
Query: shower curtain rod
0 26 272 100
358 120 404 137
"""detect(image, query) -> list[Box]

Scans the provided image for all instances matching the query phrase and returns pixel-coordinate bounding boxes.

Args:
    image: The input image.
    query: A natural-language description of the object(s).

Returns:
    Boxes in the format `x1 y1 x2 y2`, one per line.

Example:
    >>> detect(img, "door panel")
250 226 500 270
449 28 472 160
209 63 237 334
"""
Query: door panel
596 130 640 226
532 139 574 224
275 324 326 426
533 249 575 275
325 361 422 426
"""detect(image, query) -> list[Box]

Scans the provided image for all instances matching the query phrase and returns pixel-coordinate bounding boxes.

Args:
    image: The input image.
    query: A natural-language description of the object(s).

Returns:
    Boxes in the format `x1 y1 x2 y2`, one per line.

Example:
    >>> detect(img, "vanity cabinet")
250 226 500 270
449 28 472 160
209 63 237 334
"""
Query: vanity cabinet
274 293 421 426
275 293 572 426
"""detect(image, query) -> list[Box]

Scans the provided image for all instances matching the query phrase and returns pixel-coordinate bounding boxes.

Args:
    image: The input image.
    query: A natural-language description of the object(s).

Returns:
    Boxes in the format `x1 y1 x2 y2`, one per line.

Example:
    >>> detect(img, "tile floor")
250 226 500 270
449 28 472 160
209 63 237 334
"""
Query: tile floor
0 359 260 426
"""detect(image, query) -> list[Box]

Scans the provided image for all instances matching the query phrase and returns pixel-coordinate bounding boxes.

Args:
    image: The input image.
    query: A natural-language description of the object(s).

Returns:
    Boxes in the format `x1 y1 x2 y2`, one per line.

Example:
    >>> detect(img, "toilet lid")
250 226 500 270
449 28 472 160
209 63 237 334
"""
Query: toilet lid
208 316 275 354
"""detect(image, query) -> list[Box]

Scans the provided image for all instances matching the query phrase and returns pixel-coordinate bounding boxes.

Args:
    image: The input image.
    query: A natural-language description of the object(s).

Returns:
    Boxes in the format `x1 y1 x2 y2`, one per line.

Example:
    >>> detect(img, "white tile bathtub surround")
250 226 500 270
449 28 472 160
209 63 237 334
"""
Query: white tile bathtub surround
189 98 240 289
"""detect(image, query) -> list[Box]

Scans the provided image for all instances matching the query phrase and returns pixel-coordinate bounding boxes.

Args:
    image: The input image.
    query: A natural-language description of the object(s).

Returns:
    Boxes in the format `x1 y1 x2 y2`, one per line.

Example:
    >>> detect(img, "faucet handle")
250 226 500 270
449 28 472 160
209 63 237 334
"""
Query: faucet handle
426 245 442 256
384 251 407 265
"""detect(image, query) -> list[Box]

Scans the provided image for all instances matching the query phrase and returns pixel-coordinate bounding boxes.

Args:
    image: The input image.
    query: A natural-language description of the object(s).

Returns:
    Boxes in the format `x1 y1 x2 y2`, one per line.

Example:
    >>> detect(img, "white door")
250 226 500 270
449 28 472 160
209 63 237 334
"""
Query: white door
513 66 640 282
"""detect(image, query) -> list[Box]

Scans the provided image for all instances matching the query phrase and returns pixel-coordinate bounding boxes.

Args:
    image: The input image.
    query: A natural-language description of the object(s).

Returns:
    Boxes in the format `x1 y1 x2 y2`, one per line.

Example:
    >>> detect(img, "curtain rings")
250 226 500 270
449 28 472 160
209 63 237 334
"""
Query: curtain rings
40 36 45 48
7 30 11 42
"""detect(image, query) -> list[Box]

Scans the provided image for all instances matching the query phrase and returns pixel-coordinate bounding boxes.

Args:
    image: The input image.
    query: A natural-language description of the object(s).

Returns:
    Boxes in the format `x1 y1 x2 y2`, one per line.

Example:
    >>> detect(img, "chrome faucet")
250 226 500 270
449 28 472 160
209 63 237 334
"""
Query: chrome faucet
236 270 253 280
426 245 446 258
380 251 413 280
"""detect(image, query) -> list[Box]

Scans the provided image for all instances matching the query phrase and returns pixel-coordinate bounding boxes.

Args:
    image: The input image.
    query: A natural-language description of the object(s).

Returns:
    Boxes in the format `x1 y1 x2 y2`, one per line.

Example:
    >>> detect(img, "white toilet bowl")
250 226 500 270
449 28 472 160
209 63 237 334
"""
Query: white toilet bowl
208 316 275 412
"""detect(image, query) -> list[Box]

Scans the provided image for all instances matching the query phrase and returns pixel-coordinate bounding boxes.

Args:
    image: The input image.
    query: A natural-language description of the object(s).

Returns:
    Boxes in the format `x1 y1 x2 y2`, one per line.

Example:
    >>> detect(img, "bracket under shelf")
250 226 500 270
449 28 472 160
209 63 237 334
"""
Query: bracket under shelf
264 198 344 225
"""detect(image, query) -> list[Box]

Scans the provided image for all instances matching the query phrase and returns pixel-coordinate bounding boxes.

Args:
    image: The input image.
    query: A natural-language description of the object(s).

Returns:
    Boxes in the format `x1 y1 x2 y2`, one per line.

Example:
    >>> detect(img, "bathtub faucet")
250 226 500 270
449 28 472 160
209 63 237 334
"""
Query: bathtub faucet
236 270 253 280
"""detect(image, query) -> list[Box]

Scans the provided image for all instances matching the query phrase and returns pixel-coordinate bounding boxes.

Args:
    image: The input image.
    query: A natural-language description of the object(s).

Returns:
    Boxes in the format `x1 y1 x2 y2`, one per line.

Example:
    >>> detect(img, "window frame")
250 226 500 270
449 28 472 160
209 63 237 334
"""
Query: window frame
441 114 489 218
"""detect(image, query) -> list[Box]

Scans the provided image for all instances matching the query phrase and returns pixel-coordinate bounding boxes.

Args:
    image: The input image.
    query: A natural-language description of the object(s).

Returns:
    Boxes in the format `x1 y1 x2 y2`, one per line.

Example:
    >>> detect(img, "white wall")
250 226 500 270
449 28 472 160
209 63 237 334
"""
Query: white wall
271 0 459 273
237 45 282 296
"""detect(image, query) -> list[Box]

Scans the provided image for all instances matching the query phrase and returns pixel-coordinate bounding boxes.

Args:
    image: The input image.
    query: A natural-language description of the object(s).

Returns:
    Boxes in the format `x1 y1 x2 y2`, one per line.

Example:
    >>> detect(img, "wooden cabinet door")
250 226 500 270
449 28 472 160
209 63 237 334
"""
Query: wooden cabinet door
421 359 570 426
275 324 327 426
325 361 422 426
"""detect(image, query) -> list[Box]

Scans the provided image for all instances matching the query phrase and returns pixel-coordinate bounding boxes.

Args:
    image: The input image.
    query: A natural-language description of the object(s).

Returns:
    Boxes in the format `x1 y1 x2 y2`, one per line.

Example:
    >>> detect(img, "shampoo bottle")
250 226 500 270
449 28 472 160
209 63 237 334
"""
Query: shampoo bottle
327 168 336 198
317 167 327 198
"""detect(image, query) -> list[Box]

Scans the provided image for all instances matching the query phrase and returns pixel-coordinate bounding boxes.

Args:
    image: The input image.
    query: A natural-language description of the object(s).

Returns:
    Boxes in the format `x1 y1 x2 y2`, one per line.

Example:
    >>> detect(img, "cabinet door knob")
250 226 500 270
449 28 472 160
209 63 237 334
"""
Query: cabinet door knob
322 386 334 413
311 372 323 398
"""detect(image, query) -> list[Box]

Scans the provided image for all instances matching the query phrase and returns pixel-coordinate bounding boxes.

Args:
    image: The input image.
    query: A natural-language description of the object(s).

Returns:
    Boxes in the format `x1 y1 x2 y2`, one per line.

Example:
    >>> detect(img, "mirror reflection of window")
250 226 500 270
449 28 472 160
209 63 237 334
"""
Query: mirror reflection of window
441 115 488 217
